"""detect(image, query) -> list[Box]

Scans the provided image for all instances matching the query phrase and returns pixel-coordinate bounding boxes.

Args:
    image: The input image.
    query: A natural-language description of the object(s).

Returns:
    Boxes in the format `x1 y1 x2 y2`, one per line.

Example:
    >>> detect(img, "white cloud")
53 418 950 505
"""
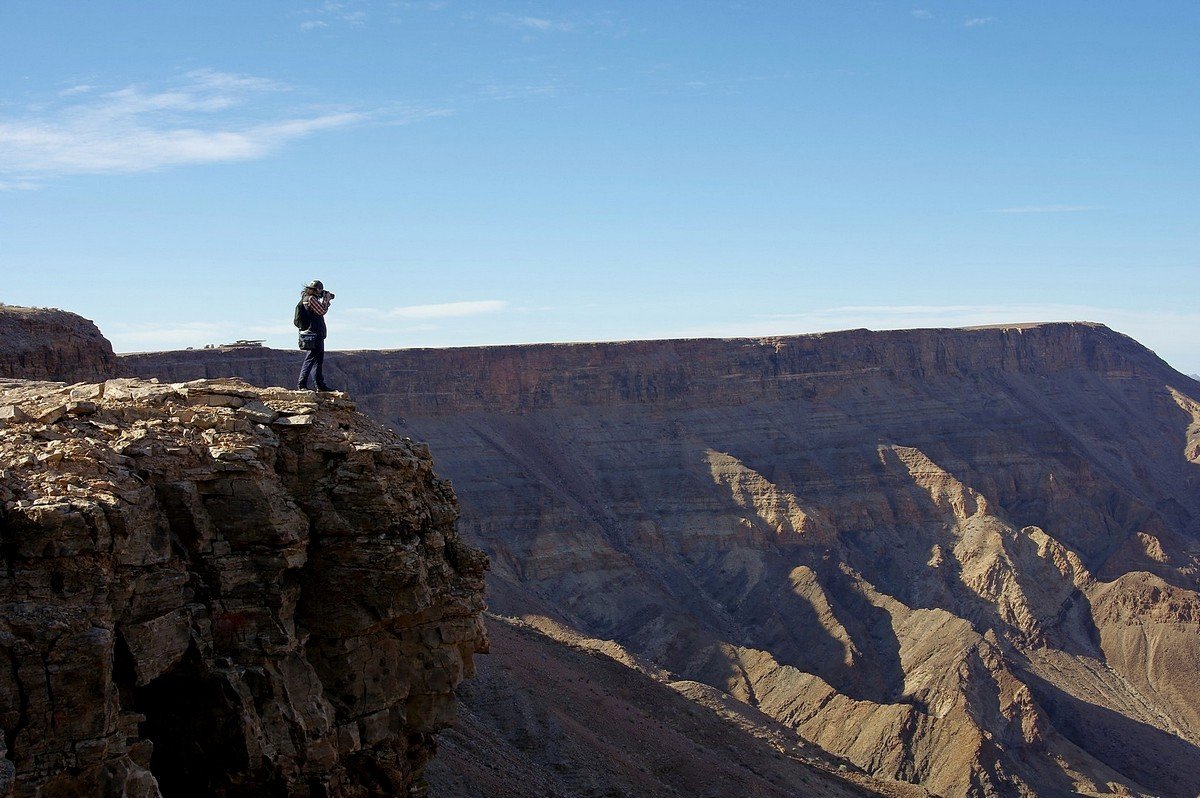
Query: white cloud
480 82 561 101
492 13 573 32
347 300 509 320
184 68 288 93
377 105 455 125
59 84 96 97
299 1 371 29
989 205 1098 214
520 16 566 31
911 9 932 19
0 71 370 180
964 16 996 27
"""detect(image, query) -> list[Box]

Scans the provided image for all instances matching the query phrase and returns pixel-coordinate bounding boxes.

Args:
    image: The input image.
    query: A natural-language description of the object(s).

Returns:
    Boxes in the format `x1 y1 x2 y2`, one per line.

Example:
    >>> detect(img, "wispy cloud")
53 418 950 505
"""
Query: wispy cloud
479 82 561 101
299 1 369 29
185 68 287 93
0 179 39 191
988 205 1099 214
964 16 997 27
521 16 572 31
492 13 574 32
911 9 932 19
347 300 509 320
0 70 379 182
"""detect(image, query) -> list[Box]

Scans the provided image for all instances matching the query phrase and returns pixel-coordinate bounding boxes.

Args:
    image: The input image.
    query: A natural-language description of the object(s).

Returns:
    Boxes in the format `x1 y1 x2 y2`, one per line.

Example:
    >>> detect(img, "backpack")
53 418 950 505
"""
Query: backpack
293 300 311 330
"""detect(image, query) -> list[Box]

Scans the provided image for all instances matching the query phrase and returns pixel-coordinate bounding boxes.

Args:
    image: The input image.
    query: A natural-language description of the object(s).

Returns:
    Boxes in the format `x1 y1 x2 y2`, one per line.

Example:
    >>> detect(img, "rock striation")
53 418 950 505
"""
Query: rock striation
0 377 487 797
0 306 119 383
127 322 1200 798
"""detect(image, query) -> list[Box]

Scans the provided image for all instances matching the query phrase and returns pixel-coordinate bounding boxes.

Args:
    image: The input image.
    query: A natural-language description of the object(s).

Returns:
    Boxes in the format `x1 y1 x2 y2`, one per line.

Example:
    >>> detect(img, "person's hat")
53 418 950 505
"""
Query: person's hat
306 279 324 290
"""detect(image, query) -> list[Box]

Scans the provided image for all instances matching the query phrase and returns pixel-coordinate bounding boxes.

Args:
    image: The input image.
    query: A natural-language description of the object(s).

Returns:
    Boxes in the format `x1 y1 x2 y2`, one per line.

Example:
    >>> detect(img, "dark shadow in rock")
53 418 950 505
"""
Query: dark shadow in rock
132 647 256 797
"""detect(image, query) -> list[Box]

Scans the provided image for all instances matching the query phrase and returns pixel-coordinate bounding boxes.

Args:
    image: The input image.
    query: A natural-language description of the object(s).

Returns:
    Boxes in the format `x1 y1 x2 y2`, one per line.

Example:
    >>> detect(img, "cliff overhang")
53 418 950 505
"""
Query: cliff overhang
0 377 488 796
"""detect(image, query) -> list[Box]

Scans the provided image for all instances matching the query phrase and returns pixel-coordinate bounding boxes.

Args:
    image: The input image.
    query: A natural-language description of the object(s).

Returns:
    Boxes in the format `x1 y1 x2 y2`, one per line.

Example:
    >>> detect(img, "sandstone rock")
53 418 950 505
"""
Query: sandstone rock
237 399 278 424
274 413 314 427
66 400 98 415
69 383 104 400
0 377 488 797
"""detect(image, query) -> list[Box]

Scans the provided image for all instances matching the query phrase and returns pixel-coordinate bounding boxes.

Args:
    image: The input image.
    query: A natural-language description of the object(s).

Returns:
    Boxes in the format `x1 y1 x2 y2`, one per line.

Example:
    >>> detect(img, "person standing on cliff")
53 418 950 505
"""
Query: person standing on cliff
297 279 335 392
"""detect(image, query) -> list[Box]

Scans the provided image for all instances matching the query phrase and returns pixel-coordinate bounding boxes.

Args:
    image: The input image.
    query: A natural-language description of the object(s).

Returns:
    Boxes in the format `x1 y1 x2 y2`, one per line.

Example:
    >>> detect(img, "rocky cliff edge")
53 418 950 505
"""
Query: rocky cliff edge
0 377 488 797
0 306 118 383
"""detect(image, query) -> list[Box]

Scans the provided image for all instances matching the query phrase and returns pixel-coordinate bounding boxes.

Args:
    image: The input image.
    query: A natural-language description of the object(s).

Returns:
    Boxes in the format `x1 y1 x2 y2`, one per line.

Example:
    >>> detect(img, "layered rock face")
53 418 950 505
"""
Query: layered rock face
127 323 1200 798
0 306 119 382
0 377 487 797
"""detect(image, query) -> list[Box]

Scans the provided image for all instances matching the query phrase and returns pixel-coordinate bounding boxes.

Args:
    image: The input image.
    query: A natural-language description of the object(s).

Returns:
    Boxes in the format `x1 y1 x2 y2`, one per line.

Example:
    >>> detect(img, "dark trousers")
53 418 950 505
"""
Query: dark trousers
298 339 326 389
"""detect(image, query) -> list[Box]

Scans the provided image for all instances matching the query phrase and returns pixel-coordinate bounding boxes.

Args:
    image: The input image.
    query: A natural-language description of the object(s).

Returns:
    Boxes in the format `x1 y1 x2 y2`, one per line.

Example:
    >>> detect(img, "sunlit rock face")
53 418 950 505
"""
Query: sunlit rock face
0 306 119 383
0 378 487 797
128 323 1200 798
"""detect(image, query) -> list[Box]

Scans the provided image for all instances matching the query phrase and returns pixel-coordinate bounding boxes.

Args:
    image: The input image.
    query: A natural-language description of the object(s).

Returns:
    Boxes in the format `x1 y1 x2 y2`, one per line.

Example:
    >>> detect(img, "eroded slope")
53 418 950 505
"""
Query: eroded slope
426 614 928 798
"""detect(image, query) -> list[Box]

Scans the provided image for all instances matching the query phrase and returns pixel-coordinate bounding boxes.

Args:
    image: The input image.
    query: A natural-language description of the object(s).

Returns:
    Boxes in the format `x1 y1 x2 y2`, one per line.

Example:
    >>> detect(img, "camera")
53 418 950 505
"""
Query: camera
323 290 335 300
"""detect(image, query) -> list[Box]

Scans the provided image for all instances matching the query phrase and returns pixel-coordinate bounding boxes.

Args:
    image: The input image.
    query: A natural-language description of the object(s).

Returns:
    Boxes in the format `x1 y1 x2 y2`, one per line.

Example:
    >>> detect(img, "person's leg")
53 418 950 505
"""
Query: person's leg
297 348 316 389
314 341 329 390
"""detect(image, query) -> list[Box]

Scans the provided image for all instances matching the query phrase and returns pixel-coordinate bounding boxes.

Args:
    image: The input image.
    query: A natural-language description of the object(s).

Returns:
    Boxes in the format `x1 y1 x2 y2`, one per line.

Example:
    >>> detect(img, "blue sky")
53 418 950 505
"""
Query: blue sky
1 2 1197 373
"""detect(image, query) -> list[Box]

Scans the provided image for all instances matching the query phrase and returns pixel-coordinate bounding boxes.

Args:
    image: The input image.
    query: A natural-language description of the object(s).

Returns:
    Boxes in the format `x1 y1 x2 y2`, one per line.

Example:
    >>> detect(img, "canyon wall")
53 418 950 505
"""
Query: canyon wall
0 377 487 797
127 323 1200 797
124 322 1156 414
0 306 119 383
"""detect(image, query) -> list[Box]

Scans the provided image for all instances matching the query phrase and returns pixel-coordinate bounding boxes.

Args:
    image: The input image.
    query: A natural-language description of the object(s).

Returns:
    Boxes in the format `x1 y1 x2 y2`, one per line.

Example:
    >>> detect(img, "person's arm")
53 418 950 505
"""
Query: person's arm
306 294 329 316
